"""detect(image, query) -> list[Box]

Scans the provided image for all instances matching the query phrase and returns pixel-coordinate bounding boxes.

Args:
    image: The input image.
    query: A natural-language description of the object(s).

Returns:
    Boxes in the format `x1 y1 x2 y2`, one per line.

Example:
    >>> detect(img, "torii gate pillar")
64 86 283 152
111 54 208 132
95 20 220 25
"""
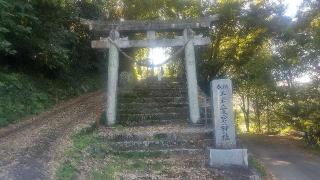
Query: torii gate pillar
106 30 119 125
184 28 200 124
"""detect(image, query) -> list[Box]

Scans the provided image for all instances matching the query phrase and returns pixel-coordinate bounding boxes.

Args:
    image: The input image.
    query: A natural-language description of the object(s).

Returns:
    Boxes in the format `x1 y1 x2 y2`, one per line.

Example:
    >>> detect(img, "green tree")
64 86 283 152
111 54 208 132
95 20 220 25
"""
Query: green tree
0 0 36 55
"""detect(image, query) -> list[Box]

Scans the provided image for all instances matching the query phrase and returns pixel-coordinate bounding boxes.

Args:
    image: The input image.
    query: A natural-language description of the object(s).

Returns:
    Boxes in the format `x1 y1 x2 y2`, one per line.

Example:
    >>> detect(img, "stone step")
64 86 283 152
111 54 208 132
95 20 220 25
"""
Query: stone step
117 118 209 127
118 97 188 104
118 106 188 114
134 80 186 86
128 86 187 90
139 77 185 82
118 102 188 109
115 154 214 180
131 85 186 90
111 139 213 151
119 112 187 121
120 89 187 98
116 148 206 156
116 150 206 162
118 119 187 126
125 84 186 89
107 129 214 142
121 77 185 84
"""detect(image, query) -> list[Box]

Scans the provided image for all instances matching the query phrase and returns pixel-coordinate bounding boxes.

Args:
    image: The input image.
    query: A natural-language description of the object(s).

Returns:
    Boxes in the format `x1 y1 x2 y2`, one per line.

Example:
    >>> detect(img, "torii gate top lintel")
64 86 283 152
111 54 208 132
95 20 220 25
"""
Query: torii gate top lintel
82 15 219 33
89 16 219 49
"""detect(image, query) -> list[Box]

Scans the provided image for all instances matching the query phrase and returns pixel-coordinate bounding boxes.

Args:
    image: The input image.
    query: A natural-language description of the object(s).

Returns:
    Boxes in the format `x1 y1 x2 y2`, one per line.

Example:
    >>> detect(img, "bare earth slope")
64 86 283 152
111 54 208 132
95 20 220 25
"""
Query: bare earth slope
0 90 105 180
242 135 320 180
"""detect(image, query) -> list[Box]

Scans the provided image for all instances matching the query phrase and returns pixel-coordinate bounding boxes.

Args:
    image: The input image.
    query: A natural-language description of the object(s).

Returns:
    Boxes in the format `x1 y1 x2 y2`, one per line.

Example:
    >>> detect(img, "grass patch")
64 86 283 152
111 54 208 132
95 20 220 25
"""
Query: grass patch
56 162 77 180
72 132 100 151
314 147 320 156
153 133 168 140
312 146 320 154
299 141 320 156
112 151 163 159
99 111 107 126
93 151 168 180
56 125 169 179
92 161 121 180
55 125 100 179
249 155 267 177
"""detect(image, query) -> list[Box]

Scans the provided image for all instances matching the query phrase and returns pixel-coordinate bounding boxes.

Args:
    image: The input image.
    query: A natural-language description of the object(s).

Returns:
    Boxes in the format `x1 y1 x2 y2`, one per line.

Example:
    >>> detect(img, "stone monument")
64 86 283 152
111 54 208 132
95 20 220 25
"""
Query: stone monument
209 79 248 167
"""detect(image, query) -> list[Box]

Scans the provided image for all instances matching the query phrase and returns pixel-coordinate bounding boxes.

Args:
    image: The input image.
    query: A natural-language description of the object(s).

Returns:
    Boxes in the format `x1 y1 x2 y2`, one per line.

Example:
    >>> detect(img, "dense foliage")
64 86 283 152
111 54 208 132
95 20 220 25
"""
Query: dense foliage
0 0 319 146
0 0 104 126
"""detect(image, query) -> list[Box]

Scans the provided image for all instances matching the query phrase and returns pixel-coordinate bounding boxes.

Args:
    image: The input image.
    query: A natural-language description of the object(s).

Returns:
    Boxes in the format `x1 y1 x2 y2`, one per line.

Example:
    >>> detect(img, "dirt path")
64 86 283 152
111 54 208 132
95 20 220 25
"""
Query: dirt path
242 134 320 180
0 90 105 180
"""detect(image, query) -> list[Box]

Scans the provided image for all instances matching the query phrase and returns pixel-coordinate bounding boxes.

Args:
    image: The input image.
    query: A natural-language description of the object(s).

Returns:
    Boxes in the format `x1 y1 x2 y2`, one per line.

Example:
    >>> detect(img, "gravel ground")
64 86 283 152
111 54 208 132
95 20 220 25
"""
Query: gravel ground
0 90 105 180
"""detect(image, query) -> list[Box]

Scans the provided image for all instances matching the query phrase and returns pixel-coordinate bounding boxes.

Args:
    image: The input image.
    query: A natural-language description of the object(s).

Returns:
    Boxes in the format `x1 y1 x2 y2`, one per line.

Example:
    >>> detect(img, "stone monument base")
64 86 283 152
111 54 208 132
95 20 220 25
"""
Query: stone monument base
209 149 248 167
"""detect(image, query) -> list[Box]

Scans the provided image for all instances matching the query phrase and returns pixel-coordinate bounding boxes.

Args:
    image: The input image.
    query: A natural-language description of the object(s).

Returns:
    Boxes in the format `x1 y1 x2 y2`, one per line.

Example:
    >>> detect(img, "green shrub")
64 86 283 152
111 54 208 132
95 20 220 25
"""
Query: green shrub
0 71 51 126
249 155 267 177
56 162 77 180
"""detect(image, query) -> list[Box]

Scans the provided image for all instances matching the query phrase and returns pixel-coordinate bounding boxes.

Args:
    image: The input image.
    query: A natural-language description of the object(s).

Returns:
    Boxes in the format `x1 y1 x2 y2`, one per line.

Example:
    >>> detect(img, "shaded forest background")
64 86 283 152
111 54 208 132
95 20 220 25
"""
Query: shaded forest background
0 0 319 146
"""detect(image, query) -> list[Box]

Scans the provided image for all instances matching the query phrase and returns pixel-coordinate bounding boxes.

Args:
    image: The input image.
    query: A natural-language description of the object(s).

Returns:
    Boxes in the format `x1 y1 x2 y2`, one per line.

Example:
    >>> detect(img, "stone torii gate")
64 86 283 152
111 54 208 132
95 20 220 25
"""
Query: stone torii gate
84 16 218 125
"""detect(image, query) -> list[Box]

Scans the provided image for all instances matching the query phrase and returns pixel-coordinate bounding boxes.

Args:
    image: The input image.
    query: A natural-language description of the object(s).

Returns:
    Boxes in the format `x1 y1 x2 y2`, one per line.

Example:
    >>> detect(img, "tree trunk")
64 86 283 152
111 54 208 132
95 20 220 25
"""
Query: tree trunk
256 108 261 133
245 95 250 132
240 95 250 133
266 102 270 134
253 98 261 133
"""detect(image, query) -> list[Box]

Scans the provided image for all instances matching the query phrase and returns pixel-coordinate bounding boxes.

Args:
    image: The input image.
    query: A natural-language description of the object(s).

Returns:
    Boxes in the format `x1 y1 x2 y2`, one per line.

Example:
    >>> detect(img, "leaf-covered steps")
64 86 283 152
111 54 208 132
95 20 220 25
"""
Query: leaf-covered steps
95 123 220 179
99 123 214 155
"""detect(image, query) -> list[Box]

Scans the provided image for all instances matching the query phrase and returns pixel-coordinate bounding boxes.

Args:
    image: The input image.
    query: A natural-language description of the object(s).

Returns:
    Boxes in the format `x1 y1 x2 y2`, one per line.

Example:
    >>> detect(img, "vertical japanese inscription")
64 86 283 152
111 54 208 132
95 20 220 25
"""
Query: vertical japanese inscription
218 84 230 142
211 79 236 149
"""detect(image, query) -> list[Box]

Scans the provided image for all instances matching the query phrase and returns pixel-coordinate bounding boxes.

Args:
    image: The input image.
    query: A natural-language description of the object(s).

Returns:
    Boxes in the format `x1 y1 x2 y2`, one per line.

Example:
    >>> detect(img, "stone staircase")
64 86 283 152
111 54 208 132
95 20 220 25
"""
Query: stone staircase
118 77 190 126
109 127 213 152
107 78 220 178
99 123 221 179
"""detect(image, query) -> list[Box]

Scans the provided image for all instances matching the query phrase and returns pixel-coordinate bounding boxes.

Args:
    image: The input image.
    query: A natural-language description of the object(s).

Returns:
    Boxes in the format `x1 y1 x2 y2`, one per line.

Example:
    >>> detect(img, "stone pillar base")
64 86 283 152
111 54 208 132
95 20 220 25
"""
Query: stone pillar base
209 149 248 167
